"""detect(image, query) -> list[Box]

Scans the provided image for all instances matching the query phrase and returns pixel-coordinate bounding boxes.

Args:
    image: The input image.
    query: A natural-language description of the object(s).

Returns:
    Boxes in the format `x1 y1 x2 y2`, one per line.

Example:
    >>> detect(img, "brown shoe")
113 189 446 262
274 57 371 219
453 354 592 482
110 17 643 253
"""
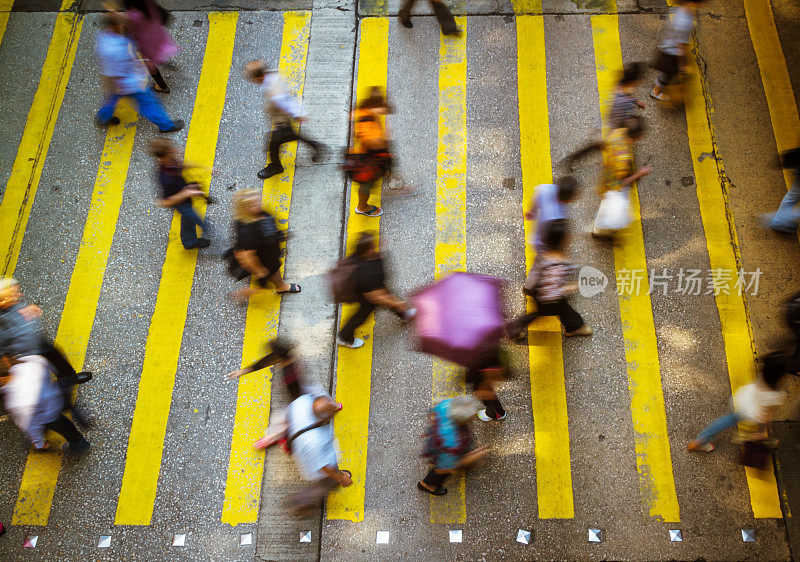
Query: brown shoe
565 325 593 337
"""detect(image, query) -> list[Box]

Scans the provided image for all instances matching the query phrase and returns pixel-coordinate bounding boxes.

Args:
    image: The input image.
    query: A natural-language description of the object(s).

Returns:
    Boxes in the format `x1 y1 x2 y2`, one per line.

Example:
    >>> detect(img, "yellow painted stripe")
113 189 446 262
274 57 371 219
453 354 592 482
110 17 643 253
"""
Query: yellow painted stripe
221 11 311 526
512 0 541 14
327 17 389 523
591 13 680 522
744 0 800 191
115 12 237 525
430 16 467 525
11 101 139 526
0 0 15 48
683 41 782 518
515 13 574 519
0 3 81 276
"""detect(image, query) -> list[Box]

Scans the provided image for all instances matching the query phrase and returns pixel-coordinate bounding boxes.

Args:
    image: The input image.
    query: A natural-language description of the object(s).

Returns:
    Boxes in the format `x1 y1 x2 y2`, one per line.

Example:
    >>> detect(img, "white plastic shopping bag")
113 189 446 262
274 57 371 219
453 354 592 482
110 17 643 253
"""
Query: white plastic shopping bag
594 189 631 233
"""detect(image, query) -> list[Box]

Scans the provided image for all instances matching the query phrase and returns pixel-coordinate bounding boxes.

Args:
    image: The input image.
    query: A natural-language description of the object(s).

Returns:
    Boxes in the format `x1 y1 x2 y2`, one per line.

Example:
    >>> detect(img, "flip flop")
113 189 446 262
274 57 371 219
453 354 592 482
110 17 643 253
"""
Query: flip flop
417 481 447 496
277 283 301 295
355 205 383 217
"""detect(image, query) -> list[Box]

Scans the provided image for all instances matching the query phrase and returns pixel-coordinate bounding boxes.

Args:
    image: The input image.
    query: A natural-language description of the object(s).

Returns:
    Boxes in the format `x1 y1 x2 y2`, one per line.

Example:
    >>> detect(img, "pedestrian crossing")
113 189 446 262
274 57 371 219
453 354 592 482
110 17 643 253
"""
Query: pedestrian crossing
0 2 796 553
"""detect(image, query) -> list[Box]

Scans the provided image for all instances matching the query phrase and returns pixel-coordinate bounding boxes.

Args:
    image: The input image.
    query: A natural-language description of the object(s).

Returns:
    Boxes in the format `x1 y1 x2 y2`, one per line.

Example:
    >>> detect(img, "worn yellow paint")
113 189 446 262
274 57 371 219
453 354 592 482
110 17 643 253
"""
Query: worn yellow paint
512 0 542 14
429 16 468 525
327 17 388 522
222 11 311 526
515 14 574 519
0 0 15 48
683 41 782 519
114 12 237 526
11 100 138 526
0 4 81 276
591 13 680 522
744 0 800 191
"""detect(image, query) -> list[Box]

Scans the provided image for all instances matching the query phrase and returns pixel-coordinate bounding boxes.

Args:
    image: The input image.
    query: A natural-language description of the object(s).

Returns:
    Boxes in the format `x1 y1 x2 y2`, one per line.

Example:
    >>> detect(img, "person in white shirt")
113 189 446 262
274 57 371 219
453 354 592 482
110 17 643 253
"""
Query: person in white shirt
688 353 787 452
245 60 324 180
650 0 705 104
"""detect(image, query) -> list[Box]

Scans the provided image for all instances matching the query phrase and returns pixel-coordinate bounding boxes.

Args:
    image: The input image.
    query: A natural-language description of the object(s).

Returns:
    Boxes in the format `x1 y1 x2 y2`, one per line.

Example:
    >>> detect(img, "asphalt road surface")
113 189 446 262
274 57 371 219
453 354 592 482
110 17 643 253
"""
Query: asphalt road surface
1 0 800 560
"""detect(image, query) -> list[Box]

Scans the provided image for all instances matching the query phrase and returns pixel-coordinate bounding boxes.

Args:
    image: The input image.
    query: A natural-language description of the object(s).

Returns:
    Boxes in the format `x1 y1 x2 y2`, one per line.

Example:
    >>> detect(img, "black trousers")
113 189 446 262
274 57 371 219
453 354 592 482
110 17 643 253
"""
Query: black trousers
338 294 404 343
514 297 584 334
45 414 84 445
338 295 377 344
40 340 76 380
422 468 448 489
266 123 320 170
398 0 458 34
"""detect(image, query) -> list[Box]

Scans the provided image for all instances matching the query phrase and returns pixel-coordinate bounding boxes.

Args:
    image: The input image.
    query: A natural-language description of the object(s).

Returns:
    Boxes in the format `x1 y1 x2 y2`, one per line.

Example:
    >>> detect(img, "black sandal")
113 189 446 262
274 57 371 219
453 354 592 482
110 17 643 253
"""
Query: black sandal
277 283 301 295
417 481 447 496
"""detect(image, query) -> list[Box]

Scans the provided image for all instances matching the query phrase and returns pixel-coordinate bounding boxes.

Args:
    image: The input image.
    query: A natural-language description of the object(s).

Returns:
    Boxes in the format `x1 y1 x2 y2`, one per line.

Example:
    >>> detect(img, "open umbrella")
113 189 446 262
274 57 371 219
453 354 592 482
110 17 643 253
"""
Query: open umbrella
411 272 505 368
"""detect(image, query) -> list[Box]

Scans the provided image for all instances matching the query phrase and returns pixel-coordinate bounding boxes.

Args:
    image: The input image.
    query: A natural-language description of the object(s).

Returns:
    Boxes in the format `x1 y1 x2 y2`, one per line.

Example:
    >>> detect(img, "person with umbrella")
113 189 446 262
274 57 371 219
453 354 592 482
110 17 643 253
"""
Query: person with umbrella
418 395 489 496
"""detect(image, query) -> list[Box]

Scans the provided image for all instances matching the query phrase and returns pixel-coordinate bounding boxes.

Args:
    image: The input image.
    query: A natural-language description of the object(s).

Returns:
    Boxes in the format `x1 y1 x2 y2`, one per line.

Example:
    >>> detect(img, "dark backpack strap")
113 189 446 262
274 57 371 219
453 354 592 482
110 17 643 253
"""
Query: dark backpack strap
286 417 332 452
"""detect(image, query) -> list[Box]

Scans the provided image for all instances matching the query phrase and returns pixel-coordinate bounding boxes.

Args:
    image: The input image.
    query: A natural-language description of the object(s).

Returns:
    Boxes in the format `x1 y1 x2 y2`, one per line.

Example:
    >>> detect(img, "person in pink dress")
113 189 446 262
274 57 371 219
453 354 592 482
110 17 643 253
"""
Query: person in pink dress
123 0 178 93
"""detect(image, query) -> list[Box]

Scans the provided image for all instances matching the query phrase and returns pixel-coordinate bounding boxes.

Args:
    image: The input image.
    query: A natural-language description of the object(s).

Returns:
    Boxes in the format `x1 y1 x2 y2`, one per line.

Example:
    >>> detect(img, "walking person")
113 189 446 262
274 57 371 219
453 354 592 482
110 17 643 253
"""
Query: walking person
508 219 592 340
688 353 787 453
762 146 800 234
150 137 212 250
122 0 178 93
335 231 415 349
418 395 489 496
1 355 91 453
567 116 650 238
650 0 705 106
225 189 300 301
609 62 646 128
345 87 396 218
95 11 183 131
467 348 509 422
527 176 578 254
398 0 461 36
244 60 324 180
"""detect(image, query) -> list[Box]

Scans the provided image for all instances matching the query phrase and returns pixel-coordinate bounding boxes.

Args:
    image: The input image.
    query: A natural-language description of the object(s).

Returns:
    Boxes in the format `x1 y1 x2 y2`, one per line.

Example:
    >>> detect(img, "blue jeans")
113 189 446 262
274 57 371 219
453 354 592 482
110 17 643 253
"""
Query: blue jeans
696 412 743 444
174 201 206 248
770 178 800 232
96 88 176 131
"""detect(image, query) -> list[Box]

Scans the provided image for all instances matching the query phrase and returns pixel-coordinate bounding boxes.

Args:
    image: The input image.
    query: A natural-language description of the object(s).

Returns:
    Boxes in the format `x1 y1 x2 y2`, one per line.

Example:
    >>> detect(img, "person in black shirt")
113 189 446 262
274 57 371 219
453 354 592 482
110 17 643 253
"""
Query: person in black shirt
227 189 300 301
336 231 415 349
150 138 212 249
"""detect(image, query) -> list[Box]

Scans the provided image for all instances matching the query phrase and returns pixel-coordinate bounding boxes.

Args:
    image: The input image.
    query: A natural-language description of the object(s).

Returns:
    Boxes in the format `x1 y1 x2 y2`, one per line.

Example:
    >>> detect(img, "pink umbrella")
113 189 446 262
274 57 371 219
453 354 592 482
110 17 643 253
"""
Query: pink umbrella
411 272 506 368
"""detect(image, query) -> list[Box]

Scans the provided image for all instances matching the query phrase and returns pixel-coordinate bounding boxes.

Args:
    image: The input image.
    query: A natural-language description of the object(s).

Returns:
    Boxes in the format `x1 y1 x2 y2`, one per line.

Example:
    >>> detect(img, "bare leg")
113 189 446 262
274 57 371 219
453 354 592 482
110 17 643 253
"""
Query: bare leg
267 270 291 293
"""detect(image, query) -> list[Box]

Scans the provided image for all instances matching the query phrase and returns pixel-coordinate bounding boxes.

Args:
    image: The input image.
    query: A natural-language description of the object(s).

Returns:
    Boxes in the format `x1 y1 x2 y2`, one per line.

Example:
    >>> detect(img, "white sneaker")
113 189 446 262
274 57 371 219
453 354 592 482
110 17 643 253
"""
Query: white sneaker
337 337 365 349
402 307 417 323
477 409 507 422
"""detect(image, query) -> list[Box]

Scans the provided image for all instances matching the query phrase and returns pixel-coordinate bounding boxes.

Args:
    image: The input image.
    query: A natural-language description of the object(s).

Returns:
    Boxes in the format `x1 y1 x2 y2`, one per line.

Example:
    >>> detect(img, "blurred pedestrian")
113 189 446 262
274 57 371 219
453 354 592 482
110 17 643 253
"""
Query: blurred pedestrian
467 348 509 422
0 278 94 425
95 11 183 131
688 353 786 452
650 0 705 105
226 338 302 402
567 116 650 238
1 355 91 453
122 0 177 93
150 137 212 250
508 219 592 340
609 62 645 128
398 0 461 37
526 176 578 254
225 189 300 301
343 87 396 218
0 278 92 386
244 60 324 180
784 290 800 374
418 395 489 496
762 146 800 234
336 232 415 349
